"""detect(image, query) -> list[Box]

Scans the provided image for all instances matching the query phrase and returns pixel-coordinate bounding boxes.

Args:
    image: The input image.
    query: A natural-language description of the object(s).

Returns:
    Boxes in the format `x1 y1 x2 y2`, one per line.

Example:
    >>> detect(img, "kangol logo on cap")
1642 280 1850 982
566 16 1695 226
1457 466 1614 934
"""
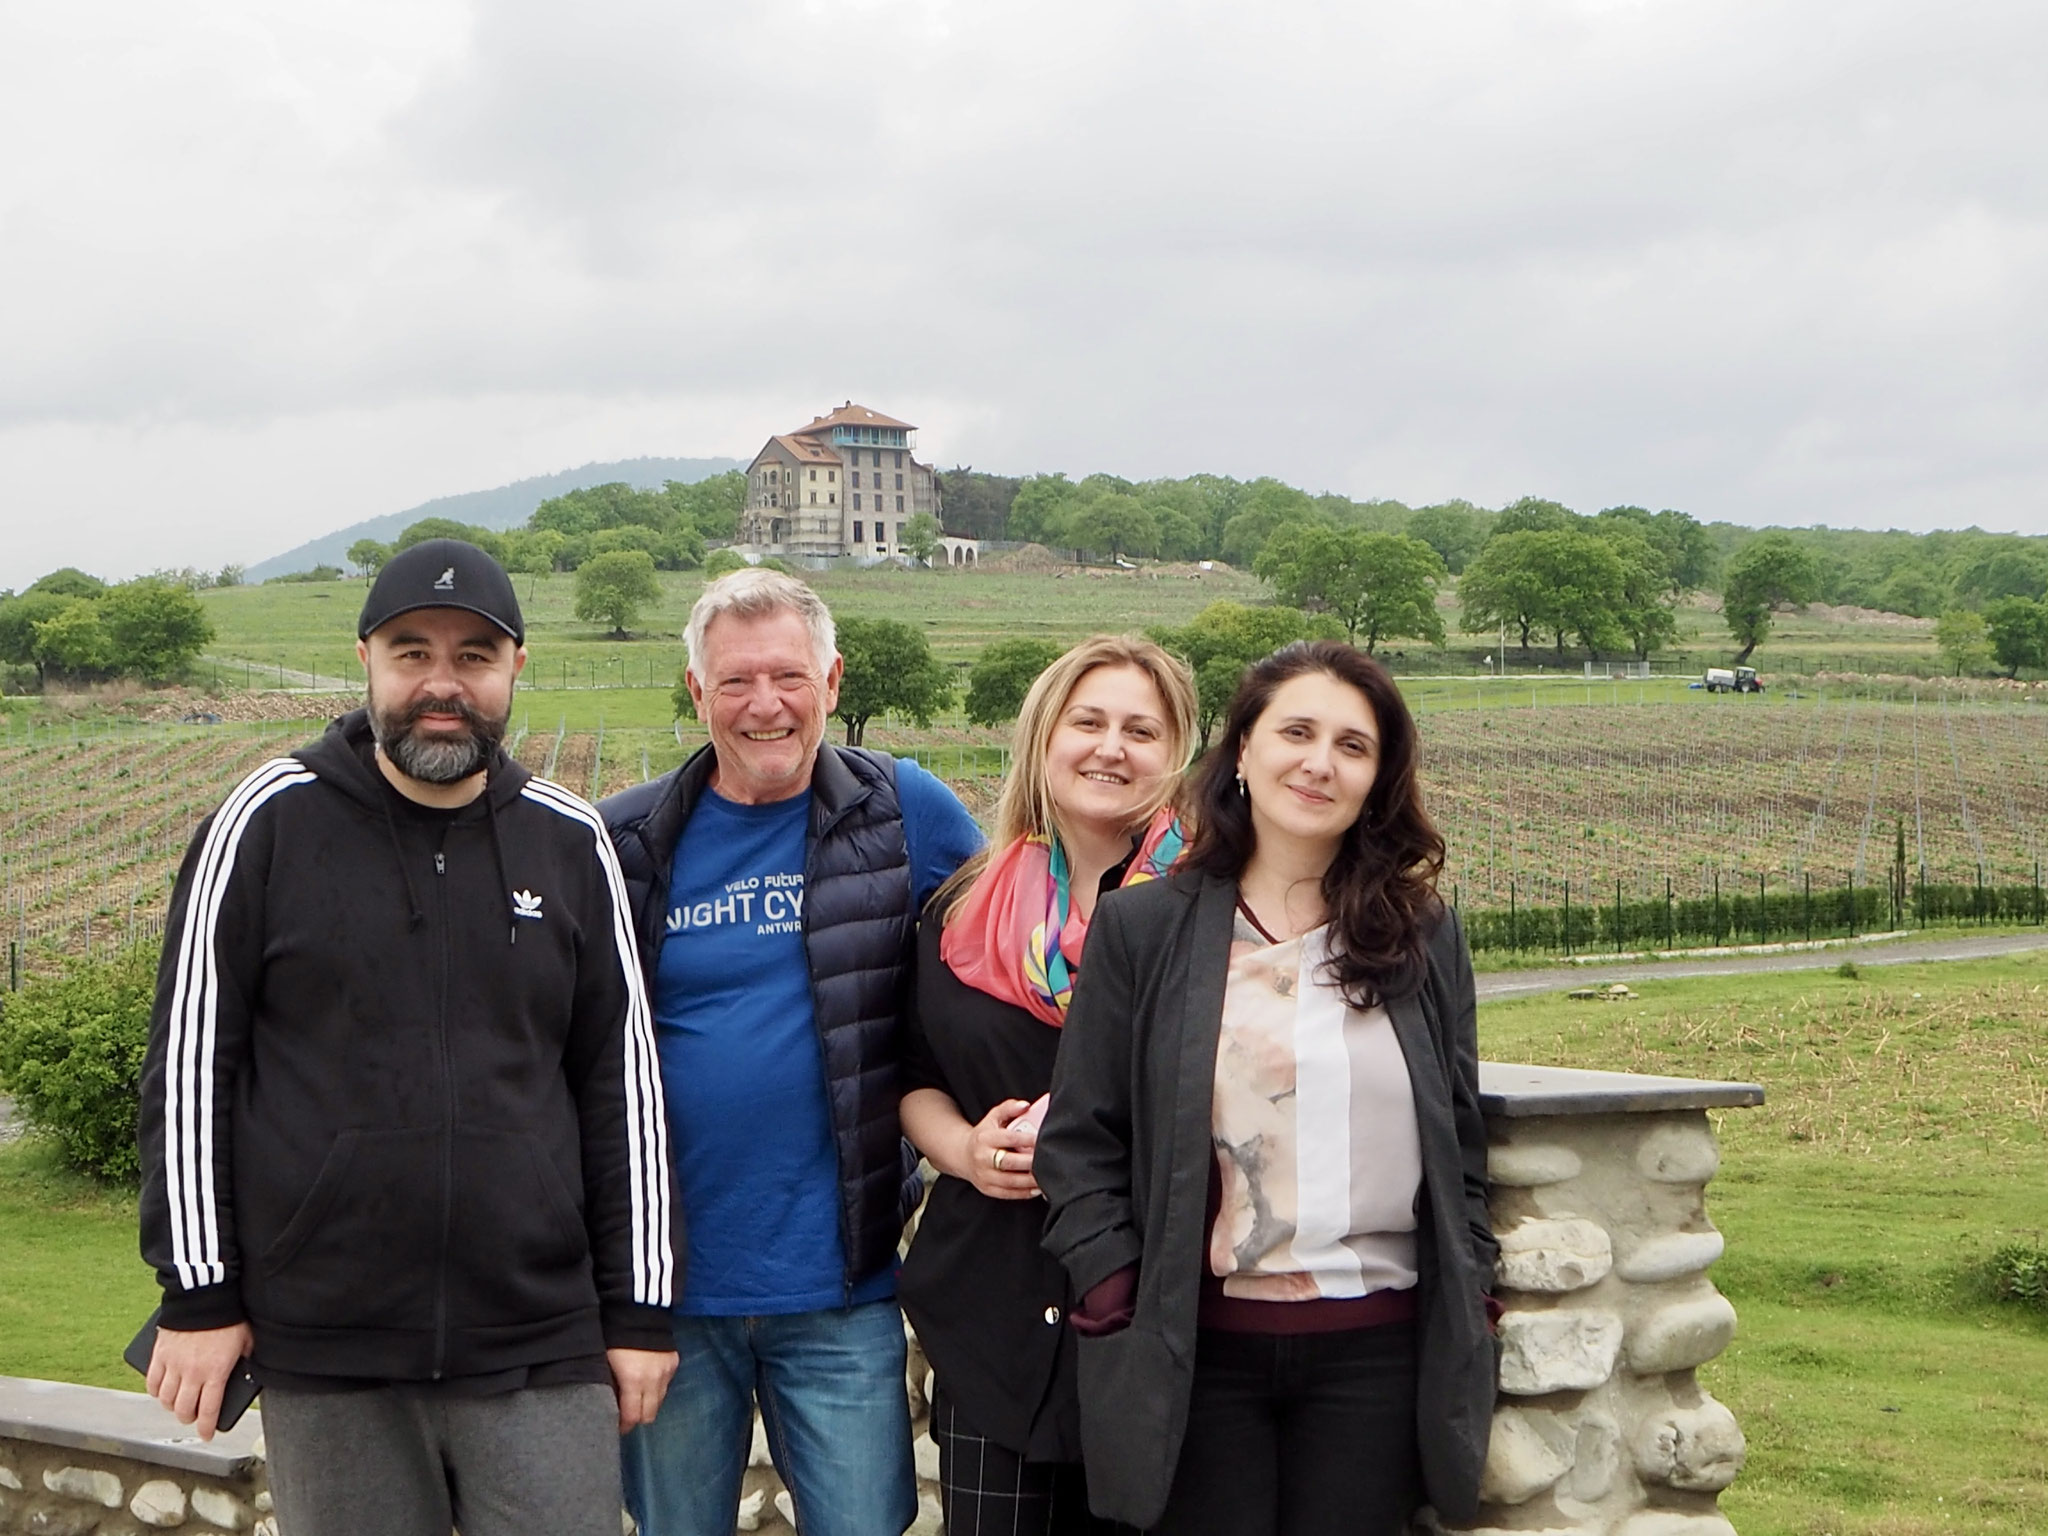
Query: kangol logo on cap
434 567 456 590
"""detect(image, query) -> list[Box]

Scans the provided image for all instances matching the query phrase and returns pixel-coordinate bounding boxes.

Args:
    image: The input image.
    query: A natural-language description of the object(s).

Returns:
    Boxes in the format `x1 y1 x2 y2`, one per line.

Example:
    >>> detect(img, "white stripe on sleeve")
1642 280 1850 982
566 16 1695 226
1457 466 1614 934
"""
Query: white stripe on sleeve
521 777 675 1307
162 758 316 1292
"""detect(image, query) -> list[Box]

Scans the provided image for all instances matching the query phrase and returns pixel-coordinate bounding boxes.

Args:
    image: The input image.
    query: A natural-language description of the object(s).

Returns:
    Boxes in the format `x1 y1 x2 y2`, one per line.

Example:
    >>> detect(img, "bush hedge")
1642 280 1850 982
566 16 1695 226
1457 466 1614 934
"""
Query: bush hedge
0 941 159 1182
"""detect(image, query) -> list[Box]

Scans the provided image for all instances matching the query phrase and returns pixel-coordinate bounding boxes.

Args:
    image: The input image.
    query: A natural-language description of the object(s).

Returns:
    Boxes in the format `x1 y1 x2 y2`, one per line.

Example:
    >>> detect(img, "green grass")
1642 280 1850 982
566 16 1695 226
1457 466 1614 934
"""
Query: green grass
0 1137 157 1390
5 954 2043 1529
185 564 1956 698
1480 954 2048 1535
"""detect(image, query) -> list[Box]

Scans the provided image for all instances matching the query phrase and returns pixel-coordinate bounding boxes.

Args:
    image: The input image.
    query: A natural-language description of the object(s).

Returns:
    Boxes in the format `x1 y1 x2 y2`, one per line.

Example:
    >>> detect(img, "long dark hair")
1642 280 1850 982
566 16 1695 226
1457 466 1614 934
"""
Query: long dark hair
1184 640 1445 1008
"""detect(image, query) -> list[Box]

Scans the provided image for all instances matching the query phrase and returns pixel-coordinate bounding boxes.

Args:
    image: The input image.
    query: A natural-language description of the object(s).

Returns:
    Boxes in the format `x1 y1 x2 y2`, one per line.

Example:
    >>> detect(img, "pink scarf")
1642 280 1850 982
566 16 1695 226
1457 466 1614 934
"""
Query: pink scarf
941 807 1184 1027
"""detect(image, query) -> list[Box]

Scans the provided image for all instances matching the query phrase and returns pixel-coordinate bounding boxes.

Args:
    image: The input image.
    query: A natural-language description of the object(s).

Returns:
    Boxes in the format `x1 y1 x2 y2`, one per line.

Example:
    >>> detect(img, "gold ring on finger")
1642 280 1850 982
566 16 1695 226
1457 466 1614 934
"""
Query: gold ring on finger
993 1148 1006 1172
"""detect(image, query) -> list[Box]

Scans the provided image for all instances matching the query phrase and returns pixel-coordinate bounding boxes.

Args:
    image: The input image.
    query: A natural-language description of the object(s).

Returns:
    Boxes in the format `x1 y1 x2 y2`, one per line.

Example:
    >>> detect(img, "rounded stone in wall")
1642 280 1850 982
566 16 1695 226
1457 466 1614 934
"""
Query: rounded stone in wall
1487 1142 1583 1187
1567 1412 1621 1502
1497 1307 1624 1394
1613 1511 1738 1536
1625 1291 1739 1375
1634 1122 1719 1185
44 1466 123 1508
1615 1230 1725 1284
1478 1405 1575 1504
1633 1396 1746 1491
129 1479 187 1527
1496 1217 1613 1293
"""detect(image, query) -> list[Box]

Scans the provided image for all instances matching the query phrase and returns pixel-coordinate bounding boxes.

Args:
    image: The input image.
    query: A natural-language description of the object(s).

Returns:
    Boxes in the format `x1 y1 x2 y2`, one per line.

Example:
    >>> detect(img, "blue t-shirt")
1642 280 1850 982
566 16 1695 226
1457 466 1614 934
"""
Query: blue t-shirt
653 757 982 1315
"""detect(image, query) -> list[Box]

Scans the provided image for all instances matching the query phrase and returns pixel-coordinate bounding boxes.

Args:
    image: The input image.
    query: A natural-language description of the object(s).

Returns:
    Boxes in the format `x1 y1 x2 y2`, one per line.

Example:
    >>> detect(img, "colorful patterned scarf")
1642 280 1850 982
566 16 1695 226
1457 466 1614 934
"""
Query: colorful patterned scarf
941 807 1185 1027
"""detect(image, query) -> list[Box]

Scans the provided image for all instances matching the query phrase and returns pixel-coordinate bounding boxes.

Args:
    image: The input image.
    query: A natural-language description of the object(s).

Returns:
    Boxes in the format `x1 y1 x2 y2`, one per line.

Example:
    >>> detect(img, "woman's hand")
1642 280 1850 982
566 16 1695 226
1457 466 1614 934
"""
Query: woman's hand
902 1088 1045 1200
958 1098 1044 1200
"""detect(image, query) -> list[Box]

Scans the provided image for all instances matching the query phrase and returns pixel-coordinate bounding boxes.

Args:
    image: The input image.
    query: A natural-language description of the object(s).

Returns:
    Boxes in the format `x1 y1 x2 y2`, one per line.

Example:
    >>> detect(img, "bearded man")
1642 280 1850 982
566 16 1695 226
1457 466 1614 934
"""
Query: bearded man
138 539 676 1536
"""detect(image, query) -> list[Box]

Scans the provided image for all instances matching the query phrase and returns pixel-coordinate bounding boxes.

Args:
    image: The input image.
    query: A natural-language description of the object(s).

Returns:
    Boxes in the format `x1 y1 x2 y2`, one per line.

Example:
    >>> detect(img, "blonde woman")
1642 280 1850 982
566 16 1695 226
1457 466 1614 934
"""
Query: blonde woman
900 635 1198 1536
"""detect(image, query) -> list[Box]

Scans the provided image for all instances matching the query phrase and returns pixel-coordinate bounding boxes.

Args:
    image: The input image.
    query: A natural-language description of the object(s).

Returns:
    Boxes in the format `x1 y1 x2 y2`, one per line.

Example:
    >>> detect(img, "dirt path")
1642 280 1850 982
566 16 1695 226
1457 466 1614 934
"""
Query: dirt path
1476 931 2048 1001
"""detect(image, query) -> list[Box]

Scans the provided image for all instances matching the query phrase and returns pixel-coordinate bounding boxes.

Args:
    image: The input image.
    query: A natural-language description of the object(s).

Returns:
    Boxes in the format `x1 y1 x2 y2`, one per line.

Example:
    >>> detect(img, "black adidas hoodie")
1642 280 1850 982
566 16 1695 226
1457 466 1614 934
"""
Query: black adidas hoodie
137 711 674 1383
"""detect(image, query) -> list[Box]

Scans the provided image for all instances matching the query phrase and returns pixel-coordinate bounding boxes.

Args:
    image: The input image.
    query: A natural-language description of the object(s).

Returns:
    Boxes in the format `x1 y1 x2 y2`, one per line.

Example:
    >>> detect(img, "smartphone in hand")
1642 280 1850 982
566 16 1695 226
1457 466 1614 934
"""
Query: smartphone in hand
124 1308 260 1434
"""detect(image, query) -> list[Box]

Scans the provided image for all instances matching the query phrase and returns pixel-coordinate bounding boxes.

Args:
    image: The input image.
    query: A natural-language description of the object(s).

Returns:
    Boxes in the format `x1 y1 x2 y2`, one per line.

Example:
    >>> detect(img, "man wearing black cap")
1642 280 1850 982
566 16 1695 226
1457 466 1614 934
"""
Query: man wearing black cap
137 539 677 1536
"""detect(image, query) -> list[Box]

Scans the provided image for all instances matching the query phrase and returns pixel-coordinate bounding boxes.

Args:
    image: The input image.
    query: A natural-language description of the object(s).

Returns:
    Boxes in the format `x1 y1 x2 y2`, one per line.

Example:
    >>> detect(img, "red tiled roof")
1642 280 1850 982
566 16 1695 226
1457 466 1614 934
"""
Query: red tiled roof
791 401 916 435
750 434 844 470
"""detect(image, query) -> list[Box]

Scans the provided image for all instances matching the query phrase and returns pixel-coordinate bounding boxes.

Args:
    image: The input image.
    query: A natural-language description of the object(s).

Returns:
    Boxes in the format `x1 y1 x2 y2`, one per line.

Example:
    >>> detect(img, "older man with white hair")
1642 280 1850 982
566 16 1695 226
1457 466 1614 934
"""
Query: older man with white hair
601 568 982 1536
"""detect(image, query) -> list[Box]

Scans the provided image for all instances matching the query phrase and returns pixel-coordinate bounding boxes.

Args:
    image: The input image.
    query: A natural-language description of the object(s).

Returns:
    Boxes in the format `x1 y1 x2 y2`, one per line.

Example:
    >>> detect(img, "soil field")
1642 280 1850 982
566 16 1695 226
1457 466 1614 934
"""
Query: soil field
7 688 2045 963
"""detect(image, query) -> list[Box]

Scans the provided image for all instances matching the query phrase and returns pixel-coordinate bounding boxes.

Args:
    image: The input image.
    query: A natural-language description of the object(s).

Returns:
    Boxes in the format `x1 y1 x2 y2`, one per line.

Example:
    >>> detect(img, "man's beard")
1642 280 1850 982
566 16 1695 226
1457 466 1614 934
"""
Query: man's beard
369 692 508 785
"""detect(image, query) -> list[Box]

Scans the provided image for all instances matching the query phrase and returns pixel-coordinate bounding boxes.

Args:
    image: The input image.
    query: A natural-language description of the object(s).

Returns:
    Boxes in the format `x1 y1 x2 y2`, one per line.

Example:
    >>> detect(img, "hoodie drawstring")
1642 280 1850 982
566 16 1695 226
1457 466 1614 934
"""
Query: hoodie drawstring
486 789 518 946
381 797 427 933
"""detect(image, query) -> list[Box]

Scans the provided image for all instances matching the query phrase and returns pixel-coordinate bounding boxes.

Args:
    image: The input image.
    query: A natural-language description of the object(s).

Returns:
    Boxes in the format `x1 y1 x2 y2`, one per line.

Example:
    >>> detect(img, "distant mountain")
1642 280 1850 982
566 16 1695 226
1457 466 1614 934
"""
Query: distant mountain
243 456 746 581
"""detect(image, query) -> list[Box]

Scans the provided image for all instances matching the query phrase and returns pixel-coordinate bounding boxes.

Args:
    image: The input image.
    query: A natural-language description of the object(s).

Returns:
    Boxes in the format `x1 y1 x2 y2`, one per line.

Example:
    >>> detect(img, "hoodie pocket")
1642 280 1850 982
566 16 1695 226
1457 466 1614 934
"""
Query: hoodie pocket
255 1127 441 1330
446 1128 593 1325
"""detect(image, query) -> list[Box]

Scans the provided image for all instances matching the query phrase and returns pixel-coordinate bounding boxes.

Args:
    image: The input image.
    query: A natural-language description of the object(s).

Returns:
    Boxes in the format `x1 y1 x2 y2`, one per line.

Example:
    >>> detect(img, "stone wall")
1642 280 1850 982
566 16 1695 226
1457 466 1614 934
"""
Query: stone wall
0 1063 1758 1536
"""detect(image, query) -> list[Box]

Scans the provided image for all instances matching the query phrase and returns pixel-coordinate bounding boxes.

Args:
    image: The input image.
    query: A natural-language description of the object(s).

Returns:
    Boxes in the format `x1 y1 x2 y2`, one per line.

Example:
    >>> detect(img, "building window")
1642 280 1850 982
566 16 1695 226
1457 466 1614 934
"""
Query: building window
851 472 861 488
896 495 905 512
853 494 863 511
895 473 904 490
896 522 906 543
810 491 817 505
828 469 836 482
853 521 864 543
810 468 817 480
894 451 903 469
871 450 881 468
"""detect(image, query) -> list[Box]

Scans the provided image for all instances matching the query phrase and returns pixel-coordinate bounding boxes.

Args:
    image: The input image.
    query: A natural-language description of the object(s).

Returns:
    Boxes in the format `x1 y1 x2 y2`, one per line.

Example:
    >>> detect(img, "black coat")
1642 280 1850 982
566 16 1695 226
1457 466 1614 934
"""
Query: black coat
1036 871 1500 1529
138 713 675 1380
899 915 1083 1460
601 743 921 1294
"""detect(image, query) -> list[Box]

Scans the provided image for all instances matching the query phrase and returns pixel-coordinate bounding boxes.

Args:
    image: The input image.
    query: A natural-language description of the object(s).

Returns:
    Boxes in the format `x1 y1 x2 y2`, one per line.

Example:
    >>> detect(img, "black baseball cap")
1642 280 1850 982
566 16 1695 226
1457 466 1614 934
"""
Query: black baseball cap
358 539 525 646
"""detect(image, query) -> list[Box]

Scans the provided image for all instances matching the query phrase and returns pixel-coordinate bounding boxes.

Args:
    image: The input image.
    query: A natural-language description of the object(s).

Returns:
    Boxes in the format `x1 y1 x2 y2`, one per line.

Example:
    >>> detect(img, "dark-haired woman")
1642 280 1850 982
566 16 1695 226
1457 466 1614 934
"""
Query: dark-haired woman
1036 640 1499 1536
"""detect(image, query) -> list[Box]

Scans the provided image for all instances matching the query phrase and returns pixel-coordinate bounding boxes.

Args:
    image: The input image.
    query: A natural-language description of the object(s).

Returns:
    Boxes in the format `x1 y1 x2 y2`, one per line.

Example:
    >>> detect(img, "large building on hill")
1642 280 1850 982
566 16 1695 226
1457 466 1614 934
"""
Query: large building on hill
736 402 962 565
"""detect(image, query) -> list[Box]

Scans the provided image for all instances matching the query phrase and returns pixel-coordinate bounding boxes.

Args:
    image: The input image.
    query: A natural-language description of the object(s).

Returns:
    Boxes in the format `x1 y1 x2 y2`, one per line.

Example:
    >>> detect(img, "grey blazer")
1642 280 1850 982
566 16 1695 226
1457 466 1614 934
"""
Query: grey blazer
1037 870 1500 1529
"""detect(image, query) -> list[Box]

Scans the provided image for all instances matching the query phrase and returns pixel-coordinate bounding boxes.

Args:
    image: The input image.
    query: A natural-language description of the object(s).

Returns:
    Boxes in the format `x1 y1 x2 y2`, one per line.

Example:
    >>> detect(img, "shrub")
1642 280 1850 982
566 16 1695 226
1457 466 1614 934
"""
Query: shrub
702 548 748 578
0 941 159 1182
1987 1242 2048 1310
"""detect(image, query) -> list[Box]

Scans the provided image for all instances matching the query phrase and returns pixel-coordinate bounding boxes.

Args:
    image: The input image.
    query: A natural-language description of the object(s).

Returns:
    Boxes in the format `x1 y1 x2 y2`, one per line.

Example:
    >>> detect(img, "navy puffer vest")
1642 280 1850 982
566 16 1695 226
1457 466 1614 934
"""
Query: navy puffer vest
600 744 915 1294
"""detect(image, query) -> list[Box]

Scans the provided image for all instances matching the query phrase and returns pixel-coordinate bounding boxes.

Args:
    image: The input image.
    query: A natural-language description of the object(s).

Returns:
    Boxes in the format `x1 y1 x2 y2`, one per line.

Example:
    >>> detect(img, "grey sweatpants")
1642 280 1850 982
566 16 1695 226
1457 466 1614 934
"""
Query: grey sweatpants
262 1382 621 1536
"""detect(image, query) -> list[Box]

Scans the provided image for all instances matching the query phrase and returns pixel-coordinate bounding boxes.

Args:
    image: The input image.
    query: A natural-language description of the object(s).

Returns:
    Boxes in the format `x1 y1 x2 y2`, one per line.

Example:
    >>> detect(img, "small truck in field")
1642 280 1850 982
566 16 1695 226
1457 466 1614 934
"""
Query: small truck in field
1703 666 1765 693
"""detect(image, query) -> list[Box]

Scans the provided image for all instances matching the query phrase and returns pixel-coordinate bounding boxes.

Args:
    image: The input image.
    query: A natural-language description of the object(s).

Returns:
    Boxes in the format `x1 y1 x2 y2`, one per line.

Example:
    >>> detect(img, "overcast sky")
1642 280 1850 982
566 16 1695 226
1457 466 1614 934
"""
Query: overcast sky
3 0 2045 589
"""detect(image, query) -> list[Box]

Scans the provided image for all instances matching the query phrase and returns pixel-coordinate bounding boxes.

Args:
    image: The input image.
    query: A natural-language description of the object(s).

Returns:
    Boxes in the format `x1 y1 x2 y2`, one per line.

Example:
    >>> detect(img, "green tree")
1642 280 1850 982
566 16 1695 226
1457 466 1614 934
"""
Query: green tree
1880 566 1947 619
1059 491 1158 564
1148 601 1340 746
1254 526 1445 651
27 568 106 599
1490 497 1581 536
902 512 943 566
213 564 245 589
965 638 1062 727
396 518 506 560
573 550 661 638
1405 502 1486 574
1459 529 1628 658
834 618 953 746
347 539 392 577
1952 543 2048 607
32 600 115 682
665 471 746 542
1218 480 1320 568
1935 609 1993 676
1721 534 1822 664
100 578 214 682
0 591 71 689
702 548 749 579
1982 596 2048 678
1005 474 1076 545
1599 526 1682 659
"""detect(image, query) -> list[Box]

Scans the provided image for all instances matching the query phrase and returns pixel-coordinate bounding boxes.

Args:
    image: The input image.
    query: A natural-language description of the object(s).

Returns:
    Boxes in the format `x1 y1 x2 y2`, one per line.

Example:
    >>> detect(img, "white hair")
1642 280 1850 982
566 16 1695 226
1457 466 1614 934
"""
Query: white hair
685 567 837 679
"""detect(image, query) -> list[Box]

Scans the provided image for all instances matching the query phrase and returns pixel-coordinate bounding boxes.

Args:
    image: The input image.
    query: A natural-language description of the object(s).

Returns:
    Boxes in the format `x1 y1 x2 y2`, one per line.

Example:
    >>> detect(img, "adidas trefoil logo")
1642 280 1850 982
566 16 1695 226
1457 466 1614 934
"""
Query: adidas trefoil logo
512 889 544 921
434 566 456 590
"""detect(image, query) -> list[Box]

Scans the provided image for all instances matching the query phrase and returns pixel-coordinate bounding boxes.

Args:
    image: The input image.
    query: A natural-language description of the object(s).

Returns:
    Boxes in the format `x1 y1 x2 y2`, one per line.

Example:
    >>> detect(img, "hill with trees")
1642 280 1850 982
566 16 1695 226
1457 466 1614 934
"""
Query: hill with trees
244 455 744 581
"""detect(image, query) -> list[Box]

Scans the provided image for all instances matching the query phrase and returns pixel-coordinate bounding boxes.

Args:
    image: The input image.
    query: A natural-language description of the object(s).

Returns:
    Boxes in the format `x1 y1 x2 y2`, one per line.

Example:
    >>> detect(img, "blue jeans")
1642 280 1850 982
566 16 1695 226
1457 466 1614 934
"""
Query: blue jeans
621 1299 917 1536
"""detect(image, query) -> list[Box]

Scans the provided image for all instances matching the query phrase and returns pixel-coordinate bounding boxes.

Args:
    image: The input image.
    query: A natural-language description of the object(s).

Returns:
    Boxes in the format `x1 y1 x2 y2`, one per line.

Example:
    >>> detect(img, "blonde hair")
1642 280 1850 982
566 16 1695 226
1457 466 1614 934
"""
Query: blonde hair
939 635 1198 919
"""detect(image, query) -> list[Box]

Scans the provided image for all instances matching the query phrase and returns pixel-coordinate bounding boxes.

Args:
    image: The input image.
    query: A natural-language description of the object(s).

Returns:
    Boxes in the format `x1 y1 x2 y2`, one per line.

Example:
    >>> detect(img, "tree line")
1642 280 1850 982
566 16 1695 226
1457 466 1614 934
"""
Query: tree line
0 568 215 691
